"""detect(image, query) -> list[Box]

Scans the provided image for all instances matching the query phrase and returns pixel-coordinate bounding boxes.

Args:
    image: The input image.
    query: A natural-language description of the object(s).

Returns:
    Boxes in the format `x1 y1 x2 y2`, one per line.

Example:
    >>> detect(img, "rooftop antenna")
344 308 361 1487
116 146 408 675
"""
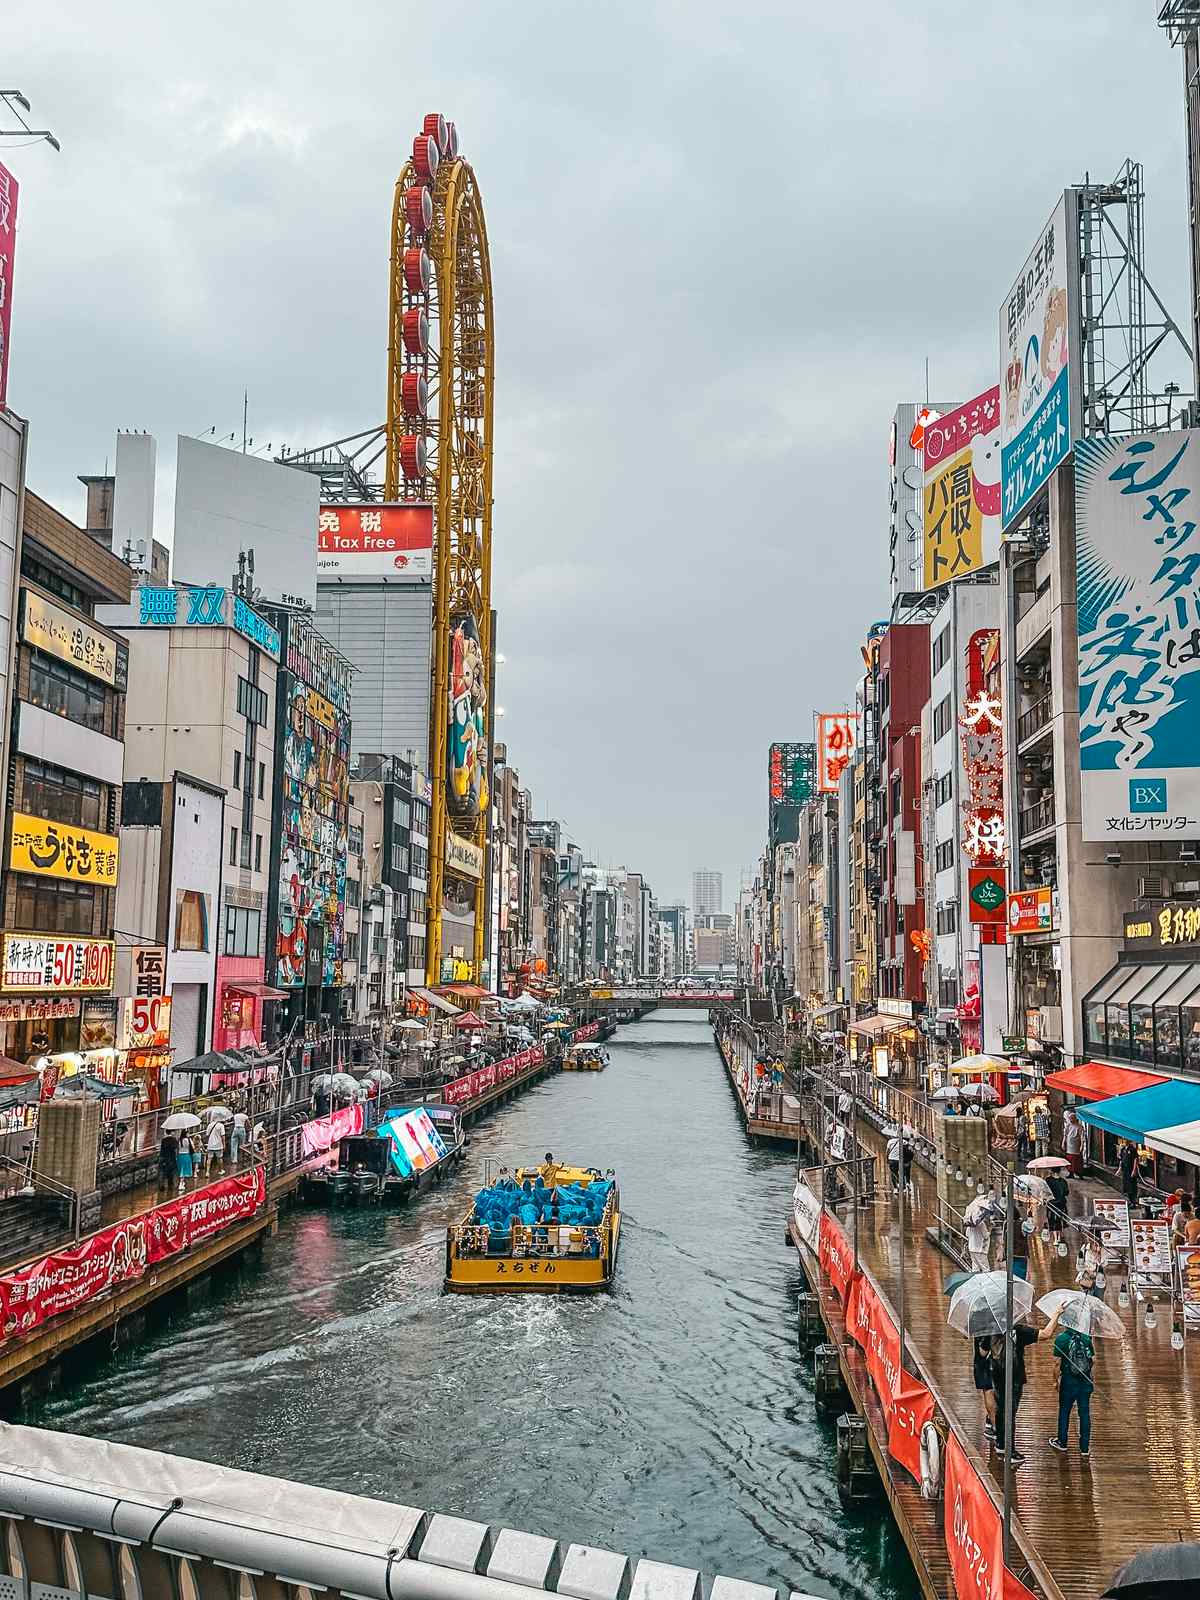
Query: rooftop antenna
0 90 60 151
242 390 248 454
924 356 930 403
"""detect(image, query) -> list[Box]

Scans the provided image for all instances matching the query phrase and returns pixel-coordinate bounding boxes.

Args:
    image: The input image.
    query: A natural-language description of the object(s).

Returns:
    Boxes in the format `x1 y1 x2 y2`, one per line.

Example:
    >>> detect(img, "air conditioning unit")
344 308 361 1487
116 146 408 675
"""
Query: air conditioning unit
1138 875 1166 900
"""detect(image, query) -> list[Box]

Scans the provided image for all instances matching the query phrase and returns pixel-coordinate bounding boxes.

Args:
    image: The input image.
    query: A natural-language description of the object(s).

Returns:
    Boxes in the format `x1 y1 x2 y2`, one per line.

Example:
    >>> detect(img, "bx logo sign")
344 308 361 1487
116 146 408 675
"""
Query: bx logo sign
1129 778 1168 814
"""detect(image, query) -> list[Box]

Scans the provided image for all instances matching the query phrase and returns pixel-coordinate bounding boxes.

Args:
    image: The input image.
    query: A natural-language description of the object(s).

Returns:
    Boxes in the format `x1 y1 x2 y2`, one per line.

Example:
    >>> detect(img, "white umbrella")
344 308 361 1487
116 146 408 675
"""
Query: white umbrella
948 1270 1035 1337
395 1020 424 1032
1015 1173 1052 1200
163 1112 201 1131
931 1085 964 1102
964 1194 1003 1226
1027 1155 1070 1171
1037 1289 1127 1339
201 1104 233 1121
958 1082 1000 1104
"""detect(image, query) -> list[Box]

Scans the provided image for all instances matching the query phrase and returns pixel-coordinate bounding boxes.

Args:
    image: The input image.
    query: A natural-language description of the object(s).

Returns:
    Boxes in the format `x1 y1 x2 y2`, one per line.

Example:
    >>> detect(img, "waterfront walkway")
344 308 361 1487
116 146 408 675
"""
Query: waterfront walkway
824 1112 1200 1600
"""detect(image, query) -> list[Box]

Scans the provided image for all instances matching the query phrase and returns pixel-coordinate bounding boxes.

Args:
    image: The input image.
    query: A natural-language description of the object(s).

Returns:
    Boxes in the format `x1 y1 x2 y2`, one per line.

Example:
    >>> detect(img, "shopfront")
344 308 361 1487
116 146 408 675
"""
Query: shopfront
1082 902 1200 1076
0 996 82 1063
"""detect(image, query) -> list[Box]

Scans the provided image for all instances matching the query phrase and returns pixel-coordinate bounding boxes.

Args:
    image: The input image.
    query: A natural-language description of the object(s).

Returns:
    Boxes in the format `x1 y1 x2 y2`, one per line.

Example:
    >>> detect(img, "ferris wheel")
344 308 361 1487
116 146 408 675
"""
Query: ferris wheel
386 114 495 987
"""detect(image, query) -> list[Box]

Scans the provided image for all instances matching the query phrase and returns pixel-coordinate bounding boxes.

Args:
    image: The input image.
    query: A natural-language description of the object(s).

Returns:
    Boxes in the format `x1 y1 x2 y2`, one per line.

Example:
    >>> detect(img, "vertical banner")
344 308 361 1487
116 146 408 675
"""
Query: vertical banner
817 1209 854 1302
922 388 1002 586
816 714 859 794
1076 428 1200 839
0 161 16 407
944 1433 1038 1600
999 191 1080 528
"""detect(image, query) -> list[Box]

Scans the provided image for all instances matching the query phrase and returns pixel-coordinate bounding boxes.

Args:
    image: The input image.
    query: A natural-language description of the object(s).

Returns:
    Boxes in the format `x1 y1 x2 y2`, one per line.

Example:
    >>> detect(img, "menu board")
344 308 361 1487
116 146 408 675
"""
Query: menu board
1092 1199 1130 1252
1130 1217 1173 1285
1179 1246 1200 1327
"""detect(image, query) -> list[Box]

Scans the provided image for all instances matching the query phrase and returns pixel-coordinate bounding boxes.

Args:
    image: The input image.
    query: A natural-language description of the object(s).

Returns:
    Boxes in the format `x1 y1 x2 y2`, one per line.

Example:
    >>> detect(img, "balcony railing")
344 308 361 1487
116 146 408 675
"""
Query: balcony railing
1019 793 1056 837
1017 693 1052 745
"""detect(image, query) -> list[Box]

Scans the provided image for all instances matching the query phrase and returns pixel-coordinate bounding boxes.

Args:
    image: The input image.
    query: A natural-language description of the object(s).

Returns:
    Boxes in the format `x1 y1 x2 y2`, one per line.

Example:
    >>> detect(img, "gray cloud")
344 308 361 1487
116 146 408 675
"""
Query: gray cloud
5 0 1192 907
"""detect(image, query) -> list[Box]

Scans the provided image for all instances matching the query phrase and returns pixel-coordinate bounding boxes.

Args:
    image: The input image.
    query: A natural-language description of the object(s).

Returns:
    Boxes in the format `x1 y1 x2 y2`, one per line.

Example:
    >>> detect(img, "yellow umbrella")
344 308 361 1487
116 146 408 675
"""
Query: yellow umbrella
948 1054 1007 1075
544 1021 571 1031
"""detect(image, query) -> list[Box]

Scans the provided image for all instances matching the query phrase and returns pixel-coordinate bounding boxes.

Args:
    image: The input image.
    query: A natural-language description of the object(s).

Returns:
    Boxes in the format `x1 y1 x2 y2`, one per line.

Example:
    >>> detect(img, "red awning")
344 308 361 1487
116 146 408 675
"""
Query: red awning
437 983 494 1001
453 1010 487 1030
225 981 290 1001
1043 1062 1168 1102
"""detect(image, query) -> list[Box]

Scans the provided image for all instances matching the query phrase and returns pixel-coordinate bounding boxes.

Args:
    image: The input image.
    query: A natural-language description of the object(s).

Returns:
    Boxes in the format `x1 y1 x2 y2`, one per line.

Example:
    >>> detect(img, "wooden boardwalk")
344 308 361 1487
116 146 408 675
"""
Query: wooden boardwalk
802 1113 1200 1600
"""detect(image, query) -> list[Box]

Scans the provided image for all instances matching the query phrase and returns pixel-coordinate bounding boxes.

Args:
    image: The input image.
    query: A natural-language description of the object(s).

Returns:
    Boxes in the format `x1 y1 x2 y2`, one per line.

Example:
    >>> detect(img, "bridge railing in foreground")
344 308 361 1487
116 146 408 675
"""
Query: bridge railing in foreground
0 1422 823 1600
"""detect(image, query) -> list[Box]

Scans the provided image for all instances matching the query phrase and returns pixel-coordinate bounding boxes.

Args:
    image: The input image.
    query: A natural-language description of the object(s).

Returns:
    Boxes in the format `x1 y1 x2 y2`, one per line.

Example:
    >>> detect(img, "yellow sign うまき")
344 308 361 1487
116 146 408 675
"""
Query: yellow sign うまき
9 814 120 885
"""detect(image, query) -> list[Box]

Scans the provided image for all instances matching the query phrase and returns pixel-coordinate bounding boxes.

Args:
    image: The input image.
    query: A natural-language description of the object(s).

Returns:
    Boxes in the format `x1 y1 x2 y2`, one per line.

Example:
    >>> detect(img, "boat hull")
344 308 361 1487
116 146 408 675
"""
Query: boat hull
445 1208 621 1294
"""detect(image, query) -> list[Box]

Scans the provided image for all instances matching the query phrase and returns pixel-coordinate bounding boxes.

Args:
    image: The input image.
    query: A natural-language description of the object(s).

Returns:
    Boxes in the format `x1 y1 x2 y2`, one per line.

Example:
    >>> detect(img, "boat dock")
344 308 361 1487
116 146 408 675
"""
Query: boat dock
714 1020 802 1144
785 1078 1200 1600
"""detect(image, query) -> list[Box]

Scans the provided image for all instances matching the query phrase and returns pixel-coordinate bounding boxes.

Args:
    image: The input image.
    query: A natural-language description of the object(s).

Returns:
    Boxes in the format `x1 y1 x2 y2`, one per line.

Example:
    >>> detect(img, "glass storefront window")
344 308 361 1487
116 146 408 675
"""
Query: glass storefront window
1153 967 1200 1074
1083 963 1138 1055
1102 964 1163 1060
1131 966 1177 1063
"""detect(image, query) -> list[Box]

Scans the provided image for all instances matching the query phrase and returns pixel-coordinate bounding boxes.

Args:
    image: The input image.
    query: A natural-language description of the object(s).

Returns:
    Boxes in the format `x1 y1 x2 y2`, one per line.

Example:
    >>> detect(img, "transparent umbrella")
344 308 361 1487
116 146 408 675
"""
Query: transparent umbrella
362 1068 393 1088
329 1072 360 1098
1015 1173 1052 1201
1037 1289 1127 1339
964 1194 1003 1227
958 1082 1000 1104
948 1270 1035 1337
311 1074 335 1093
201 1104 233 1121
162 1112 201 1131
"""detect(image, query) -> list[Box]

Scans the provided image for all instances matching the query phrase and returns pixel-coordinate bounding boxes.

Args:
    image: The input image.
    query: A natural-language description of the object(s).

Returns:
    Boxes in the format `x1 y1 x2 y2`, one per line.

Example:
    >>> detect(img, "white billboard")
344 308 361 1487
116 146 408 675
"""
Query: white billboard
999 191 1082 528
172 436 319 607
1076 427 1200 840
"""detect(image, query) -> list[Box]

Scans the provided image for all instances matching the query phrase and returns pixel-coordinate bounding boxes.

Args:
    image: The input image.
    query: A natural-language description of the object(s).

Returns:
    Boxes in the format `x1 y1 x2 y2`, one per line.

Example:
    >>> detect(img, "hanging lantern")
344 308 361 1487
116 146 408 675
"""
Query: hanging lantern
399 435 427 478
403 246 432 295
423 112 448 153
401 372 429 417
413 133 440 184
404 186 433 235
402 308 430 356
445 120 459 159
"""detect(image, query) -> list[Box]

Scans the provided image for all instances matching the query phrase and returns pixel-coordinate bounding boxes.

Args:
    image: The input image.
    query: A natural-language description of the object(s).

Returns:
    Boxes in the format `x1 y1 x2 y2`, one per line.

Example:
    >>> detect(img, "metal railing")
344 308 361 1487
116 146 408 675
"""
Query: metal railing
1019 792 1056 837
1016 694 1052 744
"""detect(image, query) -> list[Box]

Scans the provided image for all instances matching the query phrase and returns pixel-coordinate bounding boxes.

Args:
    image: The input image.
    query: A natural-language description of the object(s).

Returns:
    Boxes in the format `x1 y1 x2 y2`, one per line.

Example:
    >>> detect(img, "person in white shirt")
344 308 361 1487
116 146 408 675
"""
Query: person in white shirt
205 1118 226 1174
965 1215 991 1273
230 1109 250 1166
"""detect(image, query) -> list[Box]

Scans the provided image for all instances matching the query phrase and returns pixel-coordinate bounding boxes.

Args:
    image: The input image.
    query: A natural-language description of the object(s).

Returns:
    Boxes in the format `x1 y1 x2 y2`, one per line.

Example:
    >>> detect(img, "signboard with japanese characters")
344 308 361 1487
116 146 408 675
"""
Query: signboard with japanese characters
768 743 814 824
136 587 279 659
9 814 119 887
0 997 79 1024
816 714 858 793
1000 191 1082 528
119 995 173 1051
0 161 17 408
1008 887 1054 935
316 503 433 580
22 591 128 691
1124 900 1200 951
1076 427 1200 840
132 945 167 998
446 831 484 881
959 636 1005 866
1 935 114 994
922 387 1002 587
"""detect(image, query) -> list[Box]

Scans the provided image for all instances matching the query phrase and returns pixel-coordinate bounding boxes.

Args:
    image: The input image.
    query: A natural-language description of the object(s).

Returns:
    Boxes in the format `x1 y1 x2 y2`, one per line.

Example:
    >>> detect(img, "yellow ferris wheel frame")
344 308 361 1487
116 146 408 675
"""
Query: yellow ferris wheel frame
385 144 494 989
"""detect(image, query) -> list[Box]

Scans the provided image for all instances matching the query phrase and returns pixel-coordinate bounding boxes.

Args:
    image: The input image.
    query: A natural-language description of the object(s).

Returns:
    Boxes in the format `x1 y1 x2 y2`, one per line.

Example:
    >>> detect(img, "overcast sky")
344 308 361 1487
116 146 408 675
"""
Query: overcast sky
4 1 1193 909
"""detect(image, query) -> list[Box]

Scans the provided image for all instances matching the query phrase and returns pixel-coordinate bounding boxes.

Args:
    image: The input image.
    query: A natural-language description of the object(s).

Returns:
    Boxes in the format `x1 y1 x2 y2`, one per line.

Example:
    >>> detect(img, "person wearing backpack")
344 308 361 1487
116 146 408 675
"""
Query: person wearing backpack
1049 1325 1095 1459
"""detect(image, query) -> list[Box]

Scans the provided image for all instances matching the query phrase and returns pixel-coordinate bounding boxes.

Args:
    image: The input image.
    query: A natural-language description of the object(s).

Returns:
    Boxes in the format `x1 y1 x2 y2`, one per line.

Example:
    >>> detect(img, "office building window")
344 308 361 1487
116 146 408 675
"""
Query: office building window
223 904 262 957
932 623 951 676
27 655 106 733
344 931 359 963
258 761 266 800
392 843 410 873
408 933 426 969
394 799 412 828
20 760 102 829
233 750 242 791
236 676 268 726
229 827 237 866
22 561 88 614
346 877 361 908
411 844 428 877
935 838 955 872
410 888 427 922
12 876 97 934
932 695 953 742
254 834 263 872
174 890 210 951
239 829 251 870
936 901 958 935
934 771 953 808
348 824 363 856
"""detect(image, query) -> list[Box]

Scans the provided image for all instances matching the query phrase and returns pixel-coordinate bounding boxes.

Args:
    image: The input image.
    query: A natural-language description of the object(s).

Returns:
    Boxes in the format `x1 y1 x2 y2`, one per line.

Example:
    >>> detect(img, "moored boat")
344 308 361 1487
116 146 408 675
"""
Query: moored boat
562 1042 610 1071
444 1159 620 1293
302 1103 465 1206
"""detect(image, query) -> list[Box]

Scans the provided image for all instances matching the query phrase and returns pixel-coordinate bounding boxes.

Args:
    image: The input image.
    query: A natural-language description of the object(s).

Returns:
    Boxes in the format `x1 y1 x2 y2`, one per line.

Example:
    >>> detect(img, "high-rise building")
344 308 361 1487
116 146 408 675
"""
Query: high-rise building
692 869 722 919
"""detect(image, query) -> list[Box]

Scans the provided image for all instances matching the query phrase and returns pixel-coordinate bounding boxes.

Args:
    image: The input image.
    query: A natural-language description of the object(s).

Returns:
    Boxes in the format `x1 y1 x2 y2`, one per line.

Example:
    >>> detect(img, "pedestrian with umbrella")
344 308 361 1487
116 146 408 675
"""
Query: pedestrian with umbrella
163 1111 201 1191
948 1273 1063 1465
1102 1541 1200 1598
1038 1290 1125 1460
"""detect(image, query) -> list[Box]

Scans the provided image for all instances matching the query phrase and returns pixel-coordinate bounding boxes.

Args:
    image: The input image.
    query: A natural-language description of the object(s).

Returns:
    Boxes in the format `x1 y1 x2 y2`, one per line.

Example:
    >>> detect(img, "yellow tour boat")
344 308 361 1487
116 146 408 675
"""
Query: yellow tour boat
444 1159 621 1294
562 1043 610 1071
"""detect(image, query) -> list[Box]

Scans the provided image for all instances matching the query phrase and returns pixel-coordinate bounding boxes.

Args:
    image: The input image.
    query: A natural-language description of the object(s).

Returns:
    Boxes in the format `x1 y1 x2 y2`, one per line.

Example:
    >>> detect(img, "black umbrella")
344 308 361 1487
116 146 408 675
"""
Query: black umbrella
1103 1542 1200 1598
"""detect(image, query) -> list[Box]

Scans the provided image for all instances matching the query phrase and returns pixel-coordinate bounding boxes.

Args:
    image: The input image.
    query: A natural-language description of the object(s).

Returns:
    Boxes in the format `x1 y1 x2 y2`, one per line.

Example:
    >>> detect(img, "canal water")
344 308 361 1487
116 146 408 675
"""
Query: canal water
23 1012 919 1600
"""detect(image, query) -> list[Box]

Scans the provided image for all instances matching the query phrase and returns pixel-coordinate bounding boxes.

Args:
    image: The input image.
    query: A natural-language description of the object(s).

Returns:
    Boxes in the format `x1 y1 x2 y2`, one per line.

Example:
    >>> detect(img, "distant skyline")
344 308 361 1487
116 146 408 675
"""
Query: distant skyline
3 1 1190 904
692 870 723 920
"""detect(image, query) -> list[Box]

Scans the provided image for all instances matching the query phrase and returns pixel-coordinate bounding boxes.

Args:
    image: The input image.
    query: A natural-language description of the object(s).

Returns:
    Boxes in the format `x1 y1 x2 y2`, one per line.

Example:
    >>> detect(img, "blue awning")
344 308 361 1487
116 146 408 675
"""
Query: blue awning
1078 1078 1200 1144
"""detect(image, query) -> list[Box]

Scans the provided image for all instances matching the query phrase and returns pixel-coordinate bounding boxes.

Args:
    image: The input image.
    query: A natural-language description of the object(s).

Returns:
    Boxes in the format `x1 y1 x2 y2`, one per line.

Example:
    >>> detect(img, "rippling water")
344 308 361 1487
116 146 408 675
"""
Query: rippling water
24 1013 918 1600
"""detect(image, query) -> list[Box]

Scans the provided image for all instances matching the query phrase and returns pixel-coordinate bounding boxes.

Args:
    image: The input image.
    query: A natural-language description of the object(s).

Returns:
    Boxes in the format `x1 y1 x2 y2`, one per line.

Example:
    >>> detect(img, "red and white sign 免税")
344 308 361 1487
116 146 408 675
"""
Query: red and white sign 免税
0 162 17 408
317 503 433 580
